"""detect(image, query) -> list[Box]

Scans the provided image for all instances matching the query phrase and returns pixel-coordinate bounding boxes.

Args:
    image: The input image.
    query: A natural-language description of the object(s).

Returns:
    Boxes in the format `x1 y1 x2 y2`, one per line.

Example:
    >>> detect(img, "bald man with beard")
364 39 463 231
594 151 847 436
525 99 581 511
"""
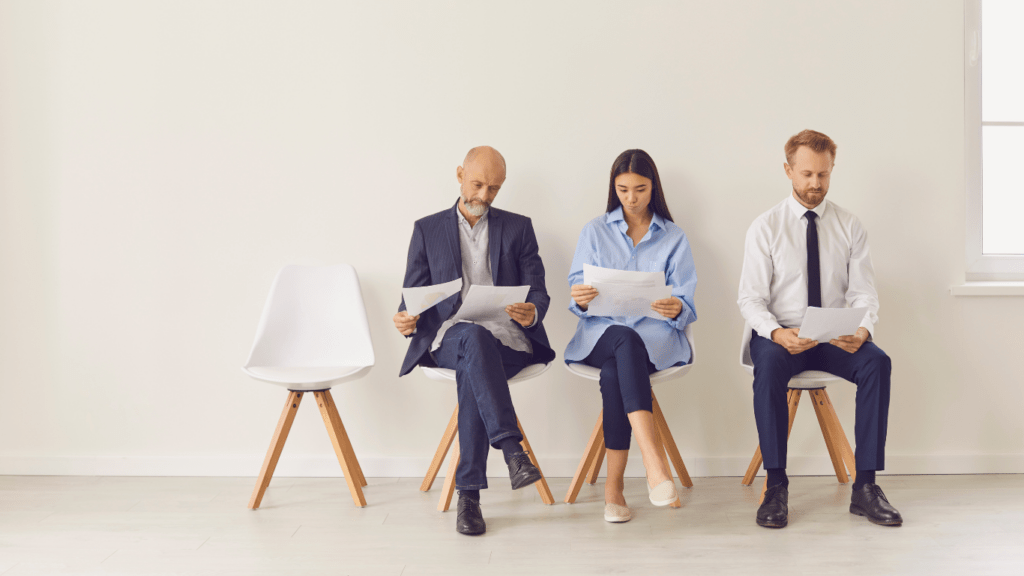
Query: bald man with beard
394 146 556 535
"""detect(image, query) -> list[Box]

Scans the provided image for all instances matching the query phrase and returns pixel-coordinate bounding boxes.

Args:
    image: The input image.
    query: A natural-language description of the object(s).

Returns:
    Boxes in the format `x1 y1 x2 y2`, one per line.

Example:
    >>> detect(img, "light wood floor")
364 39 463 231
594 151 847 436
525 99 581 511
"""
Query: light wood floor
1 474 1022 575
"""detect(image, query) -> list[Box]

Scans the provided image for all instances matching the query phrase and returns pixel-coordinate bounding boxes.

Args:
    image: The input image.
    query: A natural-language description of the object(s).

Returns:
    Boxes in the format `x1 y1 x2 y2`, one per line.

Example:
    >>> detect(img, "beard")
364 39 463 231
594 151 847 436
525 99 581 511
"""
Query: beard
794 185 827 207
462 197 490 217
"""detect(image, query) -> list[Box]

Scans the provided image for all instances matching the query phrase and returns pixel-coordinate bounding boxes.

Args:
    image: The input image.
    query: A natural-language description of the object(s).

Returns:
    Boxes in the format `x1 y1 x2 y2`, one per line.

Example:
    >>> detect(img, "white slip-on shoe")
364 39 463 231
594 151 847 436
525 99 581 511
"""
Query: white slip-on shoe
648 478 678 507
604 502 632 523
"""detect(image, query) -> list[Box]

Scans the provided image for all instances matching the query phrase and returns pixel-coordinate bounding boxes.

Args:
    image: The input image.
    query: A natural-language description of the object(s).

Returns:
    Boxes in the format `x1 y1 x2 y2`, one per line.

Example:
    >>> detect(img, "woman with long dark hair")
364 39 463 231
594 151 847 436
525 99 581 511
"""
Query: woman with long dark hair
565 149 697 523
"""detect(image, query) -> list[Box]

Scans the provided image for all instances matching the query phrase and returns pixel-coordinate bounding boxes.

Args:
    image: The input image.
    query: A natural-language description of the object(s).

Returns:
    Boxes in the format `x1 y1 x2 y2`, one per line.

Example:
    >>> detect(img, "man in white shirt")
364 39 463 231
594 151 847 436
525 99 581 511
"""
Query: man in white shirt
738 130 902 529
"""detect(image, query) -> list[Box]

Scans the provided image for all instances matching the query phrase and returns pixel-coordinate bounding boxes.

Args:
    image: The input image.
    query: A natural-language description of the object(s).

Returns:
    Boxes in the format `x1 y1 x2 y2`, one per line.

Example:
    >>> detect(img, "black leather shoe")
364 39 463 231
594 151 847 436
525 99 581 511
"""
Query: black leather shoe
850 483 903 526
756 484 789 528
456 492 486 535
507 451 542 490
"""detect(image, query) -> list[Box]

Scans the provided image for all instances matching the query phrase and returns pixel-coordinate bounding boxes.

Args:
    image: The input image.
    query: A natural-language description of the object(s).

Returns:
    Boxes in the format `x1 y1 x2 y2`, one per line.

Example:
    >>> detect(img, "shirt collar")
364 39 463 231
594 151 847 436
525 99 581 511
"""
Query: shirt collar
786 194 828 220
605 206 665 231
457 205 489 228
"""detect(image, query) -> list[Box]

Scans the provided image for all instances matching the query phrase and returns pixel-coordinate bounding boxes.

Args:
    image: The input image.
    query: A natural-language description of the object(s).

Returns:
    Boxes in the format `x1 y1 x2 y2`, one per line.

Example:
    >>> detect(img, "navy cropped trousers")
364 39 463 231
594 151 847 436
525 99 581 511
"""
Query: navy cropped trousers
749 330 891 471
581 326 657 450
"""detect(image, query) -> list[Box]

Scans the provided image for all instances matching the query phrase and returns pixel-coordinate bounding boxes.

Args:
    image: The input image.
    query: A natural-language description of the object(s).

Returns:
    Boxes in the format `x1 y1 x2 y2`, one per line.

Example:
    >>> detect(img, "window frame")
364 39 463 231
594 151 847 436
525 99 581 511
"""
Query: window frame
964 0 1024 281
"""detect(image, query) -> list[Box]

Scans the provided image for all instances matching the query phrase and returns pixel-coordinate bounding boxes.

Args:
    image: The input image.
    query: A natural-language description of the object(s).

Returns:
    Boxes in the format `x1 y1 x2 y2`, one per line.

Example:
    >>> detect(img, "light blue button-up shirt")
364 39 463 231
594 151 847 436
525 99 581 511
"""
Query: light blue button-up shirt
564 207 697 370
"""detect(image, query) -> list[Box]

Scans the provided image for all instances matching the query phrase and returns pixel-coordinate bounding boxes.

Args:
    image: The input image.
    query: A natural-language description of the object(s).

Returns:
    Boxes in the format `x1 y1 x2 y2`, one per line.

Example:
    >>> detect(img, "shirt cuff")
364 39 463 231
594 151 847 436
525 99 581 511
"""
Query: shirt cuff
527 313 539 328
752 319 783 341
569 300 588 318
859 318 874 341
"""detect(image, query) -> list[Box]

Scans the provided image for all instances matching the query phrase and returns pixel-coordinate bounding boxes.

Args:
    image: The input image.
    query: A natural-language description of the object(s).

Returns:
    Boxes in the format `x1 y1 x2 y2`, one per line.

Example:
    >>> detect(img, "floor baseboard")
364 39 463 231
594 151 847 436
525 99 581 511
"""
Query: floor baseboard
1 453 1021 477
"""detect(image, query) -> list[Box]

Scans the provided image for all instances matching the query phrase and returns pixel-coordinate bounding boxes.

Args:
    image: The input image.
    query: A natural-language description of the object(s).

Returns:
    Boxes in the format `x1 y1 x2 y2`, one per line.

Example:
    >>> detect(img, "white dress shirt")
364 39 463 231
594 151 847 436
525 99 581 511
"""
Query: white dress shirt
738 195 879 340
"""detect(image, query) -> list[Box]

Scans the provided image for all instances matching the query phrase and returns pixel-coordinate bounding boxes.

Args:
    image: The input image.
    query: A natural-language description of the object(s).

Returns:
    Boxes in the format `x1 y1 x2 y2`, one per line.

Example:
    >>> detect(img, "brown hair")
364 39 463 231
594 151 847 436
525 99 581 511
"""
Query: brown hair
784 129 837 165
606 149 674 222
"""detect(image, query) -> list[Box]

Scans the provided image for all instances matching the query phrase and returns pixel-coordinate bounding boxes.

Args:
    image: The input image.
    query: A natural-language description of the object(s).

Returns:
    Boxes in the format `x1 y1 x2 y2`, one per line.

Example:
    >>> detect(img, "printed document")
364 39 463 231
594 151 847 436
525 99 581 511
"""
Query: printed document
583 264 665 287
452 285 530 322
582 264 672 320
798 307 869 343
402 278 462 316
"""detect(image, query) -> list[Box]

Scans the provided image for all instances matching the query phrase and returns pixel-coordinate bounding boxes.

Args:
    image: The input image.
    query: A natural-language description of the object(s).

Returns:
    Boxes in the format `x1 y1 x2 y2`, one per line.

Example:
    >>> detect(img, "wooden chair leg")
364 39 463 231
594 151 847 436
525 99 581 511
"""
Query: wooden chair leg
438 434 460 512
517 418 555 505
651 393 693 488
742 446 764 486
322 391 366 487
651 419 682 508
743 389 801 485
421 404 460 492
565 413 604 504
249 391 303 509
822 390 856 482
586 437 606 485
809 389 848 483
787 389 803 436
314 391 366 507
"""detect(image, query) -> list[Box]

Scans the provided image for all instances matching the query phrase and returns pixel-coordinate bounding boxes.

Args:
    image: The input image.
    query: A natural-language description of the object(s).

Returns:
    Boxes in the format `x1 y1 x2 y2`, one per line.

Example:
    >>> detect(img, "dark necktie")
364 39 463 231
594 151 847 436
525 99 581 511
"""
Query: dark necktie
805 211 821 308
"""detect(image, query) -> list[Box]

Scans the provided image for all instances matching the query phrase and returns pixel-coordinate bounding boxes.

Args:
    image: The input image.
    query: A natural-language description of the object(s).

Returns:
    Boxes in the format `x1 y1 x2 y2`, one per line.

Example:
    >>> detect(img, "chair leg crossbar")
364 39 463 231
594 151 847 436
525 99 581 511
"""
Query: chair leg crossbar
420 404 556 512
741 388 856 503
565 391 693 508
249 390 368 509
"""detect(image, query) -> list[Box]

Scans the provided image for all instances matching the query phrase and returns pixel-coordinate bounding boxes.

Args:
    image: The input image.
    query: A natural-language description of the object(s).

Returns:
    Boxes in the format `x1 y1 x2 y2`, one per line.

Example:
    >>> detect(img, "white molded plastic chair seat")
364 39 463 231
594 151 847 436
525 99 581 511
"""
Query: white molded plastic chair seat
243 264 375 391
564 324 696 505
418 361 555 511
244 366 371 387
420 362 550 383
565 361 691 384
244 264 374 509
738 322 856 488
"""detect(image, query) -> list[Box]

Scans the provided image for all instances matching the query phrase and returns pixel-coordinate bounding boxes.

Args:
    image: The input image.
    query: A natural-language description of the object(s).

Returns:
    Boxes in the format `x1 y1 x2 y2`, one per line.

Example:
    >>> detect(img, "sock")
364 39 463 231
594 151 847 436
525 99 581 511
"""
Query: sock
853 470 876 490
458 489 480 502
497 437 523 464
766 468 789 488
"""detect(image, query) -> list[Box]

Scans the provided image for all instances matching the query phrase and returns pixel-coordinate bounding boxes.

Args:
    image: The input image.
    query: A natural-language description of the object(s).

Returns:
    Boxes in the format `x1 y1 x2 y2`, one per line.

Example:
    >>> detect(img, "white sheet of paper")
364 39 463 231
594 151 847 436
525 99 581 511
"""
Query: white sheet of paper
798 307 869 342
583 263 665 287
402 278 463 317
587 281 673 320
452 284 530 322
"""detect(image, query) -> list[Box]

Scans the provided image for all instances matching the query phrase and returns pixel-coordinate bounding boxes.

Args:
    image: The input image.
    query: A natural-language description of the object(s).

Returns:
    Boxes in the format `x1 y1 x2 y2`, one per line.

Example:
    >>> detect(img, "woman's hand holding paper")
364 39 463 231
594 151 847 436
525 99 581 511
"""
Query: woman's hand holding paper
571 284 599 310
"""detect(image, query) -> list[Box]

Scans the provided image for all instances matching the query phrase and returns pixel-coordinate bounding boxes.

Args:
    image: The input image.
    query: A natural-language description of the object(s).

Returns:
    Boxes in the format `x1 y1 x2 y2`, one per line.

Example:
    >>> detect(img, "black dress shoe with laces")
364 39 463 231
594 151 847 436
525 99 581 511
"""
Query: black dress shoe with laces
507 451 542 490
456 492 486 535
850 483 903 526
756 484 789 528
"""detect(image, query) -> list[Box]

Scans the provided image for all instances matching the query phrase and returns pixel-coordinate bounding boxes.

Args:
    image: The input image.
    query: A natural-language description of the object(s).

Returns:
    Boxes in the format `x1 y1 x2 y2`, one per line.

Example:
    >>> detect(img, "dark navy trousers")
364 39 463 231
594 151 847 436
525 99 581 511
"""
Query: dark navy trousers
749 330 891 471
433 323 531 490
581 326 657 450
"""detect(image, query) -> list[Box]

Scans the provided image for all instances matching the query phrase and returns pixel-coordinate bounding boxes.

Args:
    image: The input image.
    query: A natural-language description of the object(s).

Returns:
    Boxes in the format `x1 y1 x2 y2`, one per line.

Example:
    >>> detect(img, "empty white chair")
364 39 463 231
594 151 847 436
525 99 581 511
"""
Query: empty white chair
737 323 856 493
418 363 556 512
244 264 374 509
563 324 696 506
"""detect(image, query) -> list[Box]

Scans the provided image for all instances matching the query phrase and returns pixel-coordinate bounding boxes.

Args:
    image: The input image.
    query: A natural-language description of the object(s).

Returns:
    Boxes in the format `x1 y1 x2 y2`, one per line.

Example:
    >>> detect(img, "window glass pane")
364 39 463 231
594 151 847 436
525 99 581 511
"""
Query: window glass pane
982 126 1024 254
982 0 1024 121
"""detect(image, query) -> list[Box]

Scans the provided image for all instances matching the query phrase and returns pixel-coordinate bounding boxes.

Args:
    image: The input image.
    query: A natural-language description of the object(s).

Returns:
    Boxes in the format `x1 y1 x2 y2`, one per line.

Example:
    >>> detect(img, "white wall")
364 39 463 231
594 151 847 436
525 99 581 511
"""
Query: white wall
2 0 1020 479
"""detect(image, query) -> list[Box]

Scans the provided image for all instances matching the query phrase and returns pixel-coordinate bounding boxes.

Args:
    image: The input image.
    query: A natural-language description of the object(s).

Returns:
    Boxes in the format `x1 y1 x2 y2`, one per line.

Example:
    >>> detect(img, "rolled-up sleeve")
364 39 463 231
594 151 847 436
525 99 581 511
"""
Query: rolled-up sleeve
567 223 595 319
664 233 697 330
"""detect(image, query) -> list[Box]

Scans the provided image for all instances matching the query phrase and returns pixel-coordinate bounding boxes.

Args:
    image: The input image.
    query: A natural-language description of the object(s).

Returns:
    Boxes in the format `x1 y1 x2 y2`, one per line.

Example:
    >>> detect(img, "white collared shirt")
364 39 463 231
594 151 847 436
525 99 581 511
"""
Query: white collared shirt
738 195 879 340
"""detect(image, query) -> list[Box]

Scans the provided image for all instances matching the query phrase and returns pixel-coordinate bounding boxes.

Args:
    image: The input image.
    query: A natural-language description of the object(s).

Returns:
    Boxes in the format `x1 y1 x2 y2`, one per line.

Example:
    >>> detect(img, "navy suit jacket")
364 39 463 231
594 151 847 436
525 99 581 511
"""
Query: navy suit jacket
398 201 556 377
